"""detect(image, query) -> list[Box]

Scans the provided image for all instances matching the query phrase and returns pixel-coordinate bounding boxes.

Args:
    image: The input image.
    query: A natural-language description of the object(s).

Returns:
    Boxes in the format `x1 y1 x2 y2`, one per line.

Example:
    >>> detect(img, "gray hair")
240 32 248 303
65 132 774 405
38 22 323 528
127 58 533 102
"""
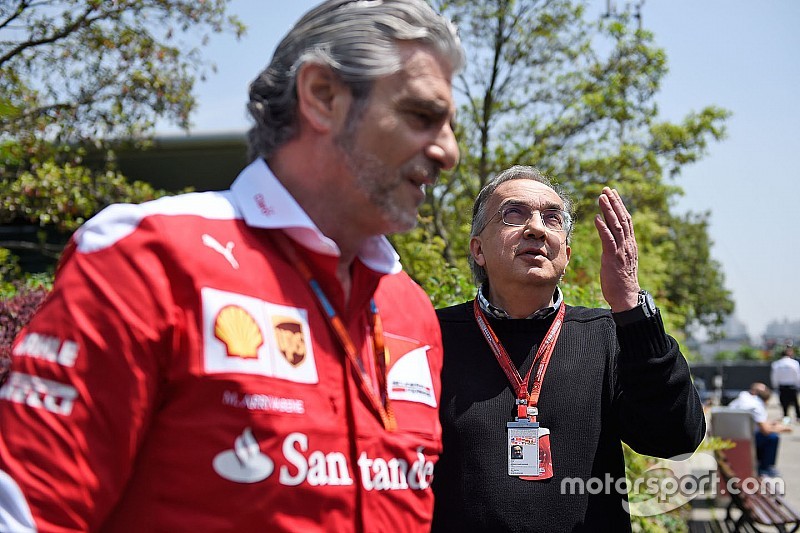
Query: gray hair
469 165 575 285
246 0 465 162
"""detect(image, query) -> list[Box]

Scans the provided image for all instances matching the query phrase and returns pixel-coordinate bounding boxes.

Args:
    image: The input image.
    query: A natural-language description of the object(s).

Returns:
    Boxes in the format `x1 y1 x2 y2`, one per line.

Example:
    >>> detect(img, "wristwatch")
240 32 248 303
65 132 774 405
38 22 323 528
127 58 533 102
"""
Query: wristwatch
612 290 657 326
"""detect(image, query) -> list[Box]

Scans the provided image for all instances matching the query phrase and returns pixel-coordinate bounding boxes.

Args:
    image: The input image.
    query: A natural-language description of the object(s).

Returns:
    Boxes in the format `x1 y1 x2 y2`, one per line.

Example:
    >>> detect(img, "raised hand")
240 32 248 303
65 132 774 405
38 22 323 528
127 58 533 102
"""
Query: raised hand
593 187 641 311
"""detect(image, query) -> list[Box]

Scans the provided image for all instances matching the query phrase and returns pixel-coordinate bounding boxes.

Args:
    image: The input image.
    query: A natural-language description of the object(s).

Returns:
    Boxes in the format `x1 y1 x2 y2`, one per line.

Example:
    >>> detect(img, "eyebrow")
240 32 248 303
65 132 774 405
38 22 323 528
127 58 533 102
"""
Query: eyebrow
500 199 564 210
401 97 457 128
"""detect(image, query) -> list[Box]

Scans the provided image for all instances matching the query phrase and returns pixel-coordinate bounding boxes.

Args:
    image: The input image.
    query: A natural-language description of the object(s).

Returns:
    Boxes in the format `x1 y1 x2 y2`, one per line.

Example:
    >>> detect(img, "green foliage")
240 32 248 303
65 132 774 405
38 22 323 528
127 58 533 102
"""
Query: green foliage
0 247 20 285
713 350 735 362
623 433 736 532
623 444 690 533
698 435 735 453
0 274 53 300
389 225 474 309
0 160 177 232
560 219 605 308
714 345 763 362
623 435 733 531
662 212 734 334
0 140 183 270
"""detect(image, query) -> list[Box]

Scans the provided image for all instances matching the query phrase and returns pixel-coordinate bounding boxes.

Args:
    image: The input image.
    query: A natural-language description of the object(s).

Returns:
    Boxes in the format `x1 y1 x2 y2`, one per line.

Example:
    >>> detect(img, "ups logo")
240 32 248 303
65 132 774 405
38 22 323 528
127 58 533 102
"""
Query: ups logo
273 317 306 366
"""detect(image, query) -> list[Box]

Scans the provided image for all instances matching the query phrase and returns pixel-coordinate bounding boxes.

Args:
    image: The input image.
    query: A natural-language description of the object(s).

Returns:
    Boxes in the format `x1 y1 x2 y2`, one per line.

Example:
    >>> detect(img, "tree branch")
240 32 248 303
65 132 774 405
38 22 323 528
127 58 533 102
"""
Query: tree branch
0 4 122 67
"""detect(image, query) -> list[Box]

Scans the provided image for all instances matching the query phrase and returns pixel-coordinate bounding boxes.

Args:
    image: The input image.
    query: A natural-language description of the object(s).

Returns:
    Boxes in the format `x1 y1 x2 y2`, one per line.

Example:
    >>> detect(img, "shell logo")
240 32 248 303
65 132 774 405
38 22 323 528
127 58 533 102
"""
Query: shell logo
272 317 306 366
214 305 264 359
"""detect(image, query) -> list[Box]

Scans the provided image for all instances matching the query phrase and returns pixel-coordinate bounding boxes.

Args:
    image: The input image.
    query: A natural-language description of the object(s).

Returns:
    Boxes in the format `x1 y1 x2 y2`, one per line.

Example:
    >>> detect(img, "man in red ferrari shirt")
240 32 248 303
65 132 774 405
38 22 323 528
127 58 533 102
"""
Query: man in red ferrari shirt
0 1 464 531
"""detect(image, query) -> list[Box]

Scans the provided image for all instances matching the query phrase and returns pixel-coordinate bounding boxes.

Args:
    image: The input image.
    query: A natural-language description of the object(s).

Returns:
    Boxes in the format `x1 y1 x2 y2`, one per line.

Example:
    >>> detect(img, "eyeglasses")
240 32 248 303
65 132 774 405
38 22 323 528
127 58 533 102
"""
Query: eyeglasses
484 203 572 233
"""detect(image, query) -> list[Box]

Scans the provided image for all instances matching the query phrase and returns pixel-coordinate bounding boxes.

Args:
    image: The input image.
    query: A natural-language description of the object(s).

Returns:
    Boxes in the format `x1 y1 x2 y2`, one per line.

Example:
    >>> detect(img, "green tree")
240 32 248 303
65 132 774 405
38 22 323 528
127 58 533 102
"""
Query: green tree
397 0 734 337
714 345 762 362
1 1 244 143
0 0 244 280
663 212 734 332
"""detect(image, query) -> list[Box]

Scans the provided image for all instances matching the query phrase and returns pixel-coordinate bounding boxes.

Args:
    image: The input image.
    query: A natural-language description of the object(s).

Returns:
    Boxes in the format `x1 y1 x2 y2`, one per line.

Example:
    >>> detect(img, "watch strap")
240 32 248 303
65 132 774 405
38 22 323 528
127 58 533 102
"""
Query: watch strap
612 290 658 327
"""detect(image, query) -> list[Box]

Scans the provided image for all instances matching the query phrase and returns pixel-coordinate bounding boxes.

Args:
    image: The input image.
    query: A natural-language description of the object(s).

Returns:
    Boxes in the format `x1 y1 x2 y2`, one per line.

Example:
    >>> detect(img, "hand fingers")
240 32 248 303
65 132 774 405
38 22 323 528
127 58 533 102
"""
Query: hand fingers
598 191 623 250
599 188 634 246
597 187 638 273
594 213 617 255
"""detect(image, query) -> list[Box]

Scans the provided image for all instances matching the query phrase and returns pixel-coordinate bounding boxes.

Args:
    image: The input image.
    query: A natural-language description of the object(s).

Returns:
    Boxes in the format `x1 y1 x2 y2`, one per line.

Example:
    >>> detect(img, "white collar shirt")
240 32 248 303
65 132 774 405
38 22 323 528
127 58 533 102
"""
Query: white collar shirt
229 158 401 275
477 284 563 320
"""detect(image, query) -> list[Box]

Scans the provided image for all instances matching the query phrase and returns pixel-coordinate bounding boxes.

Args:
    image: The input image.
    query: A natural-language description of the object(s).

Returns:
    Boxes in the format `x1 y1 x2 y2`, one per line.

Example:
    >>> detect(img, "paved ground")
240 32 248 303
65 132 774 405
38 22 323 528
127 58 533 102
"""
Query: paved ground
772 402 800 511
688 402 800 531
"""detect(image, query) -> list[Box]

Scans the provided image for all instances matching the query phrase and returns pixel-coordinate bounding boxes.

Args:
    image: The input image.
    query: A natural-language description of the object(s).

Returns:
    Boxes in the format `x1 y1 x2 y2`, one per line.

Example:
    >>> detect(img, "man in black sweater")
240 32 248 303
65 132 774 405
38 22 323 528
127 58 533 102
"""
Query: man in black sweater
432 166 705 532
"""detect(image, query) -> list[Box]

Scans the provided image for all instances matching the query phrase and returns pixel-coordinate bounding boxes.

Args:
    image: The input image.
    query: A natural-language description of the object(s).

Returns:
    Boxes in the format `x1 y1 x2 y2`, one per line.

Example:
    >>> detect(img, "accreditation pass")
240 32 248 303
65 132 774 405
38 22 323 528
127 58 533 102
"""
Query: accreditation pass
506 420 539 476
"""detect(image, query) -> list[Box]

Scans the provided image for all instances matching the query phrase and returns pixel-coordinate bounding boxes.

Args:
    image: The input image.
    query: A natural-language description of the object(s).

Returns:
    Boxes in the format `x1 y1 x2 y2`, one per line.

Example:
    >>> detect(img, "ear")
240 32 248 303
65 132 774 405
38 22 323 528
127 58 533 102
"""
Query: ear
295 63 350 133
565 244 571 266
470 236 486 267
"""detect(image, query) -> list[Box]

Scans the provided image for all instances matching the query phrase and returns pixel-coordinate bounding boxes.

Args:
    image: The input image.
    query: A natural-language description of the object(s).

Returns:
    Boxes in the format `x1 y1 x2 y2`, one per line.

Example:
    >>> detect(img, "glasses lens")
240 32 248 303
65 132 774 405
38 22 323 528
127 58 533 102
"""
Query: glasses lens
500 204 532 226
541 209 567 231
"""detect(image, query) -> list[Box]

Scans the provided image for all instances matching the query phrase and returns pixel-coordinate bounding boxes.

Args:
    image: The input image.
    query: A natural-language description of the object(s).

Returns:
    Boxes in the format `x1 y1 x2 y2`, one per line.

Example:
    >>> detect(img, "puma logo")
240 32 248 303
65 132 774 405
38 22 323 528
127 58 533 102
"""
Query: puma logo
202 234 240 270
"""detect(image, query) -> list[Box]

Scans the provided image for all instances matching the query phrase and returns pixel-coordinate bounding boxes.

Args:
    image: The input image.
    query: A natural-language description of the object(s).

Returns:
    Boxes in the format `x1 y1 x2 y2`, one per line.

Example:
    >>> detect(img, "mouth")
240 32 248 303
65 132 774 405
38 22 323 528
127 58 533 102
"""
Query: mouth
406 162 440 188
406 174 437 205
516 248 546 259
401 162 441 205
405 178 427 204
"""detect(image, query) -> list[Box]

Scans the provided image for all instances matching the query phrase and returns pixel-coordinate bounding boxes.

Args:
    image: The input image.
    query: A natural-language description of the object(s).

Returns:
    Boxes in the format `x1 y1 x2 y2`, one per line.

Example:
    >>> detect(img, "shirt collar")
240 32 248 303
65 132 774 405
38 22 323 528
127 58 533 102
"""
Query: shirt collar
229 159 401 275
477 283 562 320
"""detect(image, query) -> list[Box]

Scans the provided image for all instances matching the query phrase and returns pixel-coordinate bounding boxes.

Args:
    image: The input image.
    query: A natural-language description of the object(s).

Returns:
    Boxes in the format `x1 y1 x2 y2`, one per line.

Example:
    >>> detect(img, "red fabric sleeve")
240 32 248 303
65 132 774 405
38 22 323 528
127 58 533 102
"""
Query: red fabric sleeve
0 215 175 531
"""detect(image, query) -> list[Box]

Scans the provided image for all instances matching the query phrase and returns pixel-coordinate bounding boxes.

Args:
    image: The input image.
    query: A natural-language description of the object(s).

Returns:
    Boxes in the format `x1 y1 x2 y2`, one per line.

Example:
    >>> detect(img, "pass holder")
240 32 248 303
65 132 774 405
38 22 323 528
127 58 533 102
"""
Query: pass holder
507 400 554 481
507 419 540 477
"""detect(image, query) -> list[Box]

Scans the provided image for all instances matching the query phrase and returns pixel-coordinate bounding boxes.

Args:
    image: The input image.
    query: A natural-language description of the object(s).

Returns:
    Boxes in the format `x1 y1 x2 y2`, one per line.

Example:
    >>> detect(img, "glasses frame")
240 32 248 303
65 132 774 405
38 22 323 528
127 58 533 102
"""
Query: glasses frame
479 203 572 234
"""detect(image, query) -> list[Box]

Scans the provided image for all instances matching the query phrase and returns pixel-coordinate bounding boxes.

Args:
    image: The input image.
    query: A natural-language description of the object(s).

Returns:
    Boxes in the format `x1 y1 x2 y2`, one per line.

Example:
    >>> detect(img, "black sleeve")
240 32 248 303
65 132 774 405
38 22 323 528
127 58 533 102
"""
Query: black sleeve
612 312 706 457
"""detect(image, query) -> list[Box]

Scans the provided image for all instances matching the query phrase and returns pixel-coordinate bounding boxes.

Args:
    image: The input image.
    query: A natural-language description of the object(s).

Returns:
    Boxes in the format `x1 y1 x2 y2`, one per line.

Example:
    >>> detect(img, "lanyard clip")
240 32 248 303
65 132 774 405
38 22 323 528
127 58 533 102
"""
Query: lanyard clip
517 402 538 421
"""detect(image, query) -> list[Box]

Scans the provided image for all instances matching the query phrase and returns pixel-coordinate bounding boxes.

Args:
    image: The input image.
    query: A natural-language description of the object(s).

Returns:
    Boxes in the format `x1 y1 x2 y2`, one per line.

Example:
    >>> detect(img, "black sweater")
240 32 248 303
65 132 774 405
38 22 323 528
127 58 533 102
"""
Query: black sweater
431 302 705 532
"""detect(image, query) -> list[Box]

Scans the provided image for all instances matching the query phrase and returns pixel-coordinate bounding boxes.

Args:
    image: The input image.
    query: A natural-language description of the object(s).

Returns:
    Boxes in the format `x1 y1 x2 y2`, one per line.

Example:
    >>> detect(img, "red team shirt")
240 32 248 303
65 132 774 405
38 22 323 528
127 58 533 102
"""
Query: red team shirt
0 160 444 532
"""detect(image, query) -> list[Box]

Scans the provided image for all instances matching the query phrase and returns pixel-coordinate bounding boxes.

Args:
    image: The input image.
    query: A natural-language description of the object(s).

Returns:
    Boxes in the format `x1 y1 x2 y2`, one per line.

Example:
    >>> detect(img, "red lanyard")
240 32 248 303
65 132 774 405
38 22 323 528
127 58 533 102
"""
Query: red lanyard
473 298 565 421
273 231 396 431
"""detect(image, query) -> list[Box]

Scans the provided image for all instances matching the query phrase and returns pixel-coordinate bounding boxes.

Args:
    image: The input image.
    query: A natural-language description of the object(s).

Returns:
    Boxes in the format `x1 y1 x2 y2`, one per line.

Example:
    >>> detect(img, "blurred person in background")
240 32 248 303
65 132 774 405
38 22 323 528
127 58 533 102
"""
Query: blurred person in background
729 382 792 477
771 344 800 423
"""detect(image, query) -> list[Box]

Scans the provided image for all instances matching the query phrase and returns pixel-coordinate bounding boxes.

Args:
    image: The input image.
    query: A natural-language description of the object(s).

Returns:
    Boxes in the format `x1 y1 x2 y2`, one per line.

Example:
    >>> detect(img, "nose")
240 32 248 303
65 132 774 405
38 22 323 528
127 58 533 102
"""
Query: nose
522 212 547 240
425 123 459 171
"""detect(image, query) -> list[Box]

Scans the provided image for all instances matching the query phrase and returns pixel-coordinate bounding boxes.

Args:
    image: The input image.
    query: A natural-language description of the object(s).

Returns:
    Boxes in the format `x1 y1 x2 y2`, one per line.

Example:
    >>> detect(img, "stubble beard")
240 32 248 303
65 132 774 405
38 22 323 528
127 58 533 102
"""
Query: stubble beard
333 109 422 235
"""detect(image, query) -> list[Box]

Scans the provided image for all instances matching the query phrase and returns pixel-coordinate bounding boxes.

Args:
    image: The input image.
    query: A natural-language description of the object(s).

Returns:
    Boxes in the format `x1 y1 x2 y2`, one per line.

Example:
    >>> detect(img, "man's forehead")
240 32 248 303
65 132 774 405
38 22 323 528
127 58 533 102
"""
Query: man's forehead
396 41 455 76
491 179 563 207
391 44 454 96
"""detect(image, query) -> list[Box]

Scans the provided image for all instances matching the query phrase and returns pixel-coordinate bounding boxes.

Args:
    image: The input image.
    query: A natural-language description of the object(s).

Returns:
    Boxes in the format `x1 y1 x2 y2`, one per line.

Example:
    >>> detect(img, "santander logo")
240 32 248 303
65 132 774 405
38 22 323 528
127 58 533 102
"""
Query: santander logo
213 429 434 491
212 427 274 483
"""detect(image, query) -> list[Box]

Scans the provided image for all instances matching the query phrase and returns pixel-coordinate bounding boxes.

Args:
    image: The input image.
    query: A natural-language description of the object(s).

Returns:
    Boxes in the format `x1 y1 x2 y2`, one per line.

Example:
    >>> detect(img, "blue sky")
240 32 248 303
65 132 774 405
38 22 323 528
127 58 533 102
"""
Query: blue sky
156 0 800 340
